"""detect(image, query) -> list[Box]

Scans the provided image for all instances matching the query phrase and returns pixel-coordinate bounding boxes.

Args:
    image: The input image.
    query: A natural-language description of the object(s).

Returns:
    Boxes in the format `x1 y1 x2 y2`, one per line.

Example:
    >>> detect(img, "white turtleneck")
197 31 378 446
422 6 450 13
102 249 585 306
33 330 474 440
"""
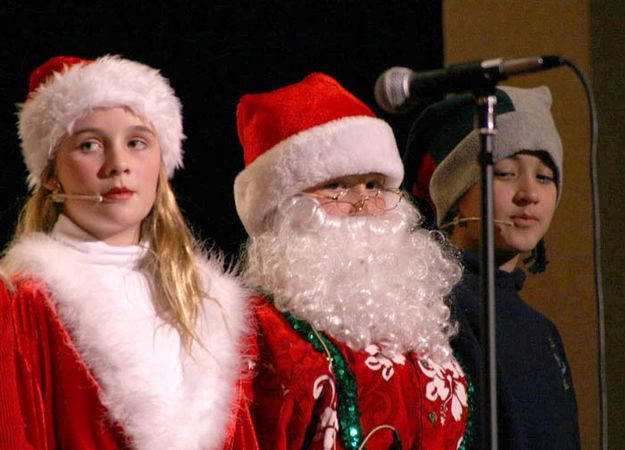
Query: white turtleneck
51 214 184 397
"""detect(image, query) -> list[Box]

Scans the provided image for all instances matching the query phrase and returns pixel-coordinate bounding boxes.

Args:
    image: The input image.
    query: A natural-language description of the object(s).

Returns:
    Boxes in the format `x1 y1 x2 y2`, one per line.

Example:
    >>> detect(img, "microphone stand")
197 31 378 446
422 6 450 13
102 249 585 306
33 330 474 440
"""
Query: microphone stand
474 86 498 450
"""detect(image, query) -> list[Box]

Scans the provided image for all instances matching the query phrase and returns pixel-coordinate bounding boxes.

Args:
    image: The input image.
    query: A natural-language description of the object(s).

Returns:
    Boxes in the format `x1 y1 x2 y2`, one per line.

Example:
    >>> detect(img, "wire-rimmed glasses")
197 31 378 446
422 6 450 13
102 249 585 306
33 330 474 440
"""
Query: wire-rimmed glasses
303 187 404 215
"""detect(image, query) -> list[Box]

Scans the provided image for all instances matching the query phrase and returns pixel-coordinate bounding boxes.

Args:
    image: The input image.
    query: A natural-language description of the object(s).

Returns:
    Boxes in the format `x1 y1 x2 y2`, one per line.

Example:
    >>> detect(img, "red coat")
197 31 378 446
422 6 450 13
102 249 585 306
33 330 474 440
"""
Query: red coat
0 278 129 449
0 229 258 450
250 298 469 450
0 278 258 450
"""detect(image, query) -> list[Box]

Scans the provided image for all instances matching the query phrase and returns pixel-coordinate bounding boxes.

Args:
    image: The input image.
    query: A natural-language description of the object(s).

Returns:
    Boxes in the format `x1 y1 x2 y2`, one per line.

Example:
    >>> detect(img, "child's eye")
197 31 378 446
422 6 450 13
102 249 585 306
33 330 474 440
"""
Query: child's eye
77 140 101 153
128 139 148 150
365 180 382 190
494 171 515 179
537 173 555 183
323 182 343 191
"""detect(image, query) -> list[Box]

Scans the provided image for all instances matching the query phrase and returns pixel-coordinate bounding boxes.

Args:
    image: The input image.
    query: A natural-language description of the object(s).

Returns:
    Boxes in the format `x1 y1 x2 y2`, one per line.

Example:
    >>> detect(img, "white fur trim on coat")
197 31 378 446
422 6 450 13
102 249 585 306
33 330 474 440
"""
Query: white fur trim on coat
2 234 248 450
234 116 404 236
18 55 184 188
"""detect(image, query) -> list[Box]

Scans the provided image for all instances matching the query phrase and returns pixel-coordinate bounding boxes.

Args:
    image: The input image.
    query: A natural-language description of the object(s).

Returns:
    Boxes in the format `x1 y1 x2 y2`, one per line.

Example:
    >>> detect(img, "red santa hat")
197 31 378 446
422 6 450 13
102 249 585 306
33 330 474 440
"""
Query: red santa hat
18 55 184 188
234 73 404 236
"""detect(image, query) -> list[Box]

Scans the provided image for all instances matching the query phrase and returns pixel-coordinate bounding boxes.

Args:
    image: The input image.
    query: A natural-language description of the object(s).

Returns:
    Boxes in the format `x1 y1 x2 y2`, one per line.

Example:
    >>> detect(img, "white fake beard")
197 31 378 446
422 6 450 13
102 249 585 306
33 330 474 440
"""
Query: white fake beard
243 195 462 362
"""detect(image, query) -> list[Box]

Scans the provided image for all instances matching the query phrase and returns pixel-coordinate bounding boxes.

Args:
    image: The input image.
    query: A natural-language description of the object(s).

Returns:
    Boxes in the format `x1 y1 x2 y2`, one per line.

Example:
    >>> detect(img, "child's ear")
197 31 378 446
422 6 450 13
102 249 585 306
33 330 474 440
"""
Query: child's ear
43 177 60 192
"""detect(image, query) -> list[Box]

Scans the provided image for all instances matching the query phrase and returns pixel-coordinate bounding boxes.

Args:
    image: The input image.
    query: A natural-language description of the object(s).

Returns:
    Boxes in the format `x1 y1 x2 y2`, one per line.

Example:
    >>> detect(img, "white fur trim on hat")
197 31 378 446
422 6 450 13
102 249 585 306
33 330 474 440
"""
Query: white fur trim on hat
18 55 184 188
234 116 404 236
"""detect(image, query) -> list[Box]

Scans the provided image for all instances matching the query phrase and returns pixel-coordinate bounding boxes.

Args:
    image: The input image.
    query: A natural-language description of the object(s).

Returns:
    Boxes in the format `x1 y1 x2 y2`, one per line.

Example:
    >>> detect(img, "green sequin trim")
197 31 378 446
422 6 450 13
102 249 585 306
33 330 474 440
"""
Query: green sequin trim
455 352 475 450
283 311 365 450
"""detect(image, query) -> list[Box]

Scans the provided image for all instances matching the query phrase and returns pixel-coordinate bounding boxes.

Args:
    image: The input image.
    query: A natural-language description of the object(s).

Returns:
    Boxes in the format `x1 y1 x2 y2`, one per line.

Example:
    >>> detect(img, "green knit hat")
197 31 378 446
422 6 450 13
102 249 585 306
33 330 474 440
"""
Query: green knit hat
404 85 563 226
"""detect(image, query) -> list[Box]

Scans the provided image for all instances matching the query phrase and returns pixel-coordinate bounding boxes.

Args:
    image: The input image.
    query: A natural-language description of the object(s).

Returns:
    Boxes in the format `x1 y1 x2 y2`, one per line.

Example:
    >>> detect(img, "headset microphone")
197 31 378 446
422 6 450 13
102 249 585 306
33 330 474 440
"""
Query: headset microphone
440 216 514 230
50 192 104 203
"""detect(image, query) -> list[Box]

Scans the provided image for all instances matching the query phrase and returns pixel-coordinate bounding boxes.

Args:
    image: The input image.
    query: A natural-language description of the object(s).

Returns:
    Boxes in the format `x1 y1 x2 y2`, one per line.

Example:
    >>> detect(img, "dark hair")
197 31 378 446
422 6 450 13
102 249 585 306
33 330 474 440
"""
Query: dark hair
523 238 548 274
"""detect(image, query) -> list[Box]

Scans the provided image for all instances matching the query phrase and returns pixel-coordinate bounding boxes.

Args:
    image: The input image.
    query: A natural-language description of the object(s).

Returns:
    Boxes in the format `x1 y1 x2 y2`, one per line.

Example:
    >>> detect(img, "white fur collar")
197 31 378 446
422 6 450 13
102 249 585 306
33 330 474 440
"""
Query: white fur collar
3 232 249 450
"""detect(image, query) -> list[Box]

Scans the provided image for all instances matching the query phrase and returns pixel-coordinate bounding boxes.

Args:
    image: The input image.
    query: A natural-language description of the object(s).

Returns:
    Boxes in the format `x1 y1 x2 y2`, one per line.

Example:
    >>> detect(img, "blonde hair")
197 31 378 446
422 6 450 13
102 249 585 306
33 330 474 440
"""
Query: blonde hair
140 169 206 349
11 165 206 349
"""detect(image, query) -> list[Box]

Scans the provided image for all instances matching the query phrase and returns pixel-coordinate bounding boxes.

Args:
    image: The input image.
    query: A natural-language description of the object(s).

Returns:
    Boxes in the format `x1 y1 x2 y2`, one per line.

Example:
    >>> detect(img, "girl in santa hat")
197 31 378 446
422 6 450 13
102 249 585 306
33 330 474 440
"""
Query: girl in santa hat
0 55 257 450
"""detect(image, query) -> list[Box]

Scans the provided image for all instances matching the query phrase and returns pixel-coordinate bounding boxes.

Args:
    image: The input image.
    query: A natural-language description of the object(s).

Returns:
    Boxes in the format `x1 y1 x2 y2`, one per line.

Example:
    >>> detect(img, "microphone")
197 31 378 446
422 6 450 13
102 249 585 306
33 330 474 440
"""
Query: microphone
374 55 564 113
440 216 514 230
51 192 103 203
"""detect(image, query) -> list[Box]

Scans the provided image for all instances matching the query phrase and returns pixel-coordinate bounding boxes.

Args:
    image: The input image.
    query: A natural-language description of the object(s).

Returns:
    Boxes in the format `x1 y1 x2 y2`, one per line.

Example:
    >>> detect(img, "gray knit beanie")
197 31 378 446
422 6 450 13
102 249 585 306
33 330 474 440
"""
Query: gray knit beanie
403 85 563 226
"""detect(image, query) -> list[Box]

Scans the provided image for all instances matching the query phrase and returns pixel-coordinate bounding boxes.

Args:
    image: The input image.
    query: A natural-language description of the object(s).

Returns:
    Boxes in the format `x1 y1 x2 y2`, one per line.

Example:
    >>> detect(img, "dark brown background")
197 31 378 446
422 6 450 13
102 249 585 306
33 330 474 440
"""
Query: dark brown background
445 1 625 448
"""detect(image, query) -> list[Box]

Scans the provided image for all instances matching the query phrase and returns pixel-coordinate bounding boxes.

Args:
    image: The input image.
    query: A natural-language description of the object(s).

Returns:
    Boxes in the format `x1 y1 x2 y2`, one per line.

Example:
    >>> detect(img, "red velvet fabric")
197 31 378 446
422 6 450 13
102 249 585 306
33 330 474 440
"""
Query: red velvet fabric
236 73 376 165
412 152 438 212
249 297 468 450
0 278 258 450
0 278 129 449
224 378 260 450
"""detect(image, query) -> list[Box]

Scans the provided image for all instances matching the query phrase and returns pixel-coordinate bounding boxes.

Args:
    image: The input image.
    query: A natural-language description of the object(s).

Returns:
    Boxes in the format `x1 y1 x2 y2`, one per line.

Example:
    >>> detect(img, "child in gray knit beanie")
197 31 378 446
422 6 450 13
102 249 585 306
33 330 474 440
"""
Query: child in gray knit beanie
403 85 580 449
404 85 563 272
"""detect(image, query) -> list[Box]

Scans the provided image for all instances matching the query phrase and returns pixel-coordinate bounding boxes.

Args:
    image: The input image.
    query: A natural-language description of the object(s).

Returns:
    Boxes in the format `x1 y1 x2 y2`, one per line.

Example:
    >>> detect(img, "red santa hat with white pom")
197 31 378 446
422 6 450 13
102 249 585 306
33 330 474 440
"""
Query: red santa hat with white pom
18 55 184 188
234 73 404 236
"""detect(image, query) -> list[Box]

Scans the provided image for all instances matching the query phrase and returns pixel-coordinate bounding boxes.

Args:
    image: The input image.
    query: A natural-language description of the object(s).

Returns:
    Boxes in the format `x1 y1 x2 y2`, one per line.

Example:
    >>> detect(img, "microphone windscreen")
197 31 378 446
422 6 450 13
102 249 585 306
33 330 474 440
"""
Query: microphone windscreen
374 67 412 114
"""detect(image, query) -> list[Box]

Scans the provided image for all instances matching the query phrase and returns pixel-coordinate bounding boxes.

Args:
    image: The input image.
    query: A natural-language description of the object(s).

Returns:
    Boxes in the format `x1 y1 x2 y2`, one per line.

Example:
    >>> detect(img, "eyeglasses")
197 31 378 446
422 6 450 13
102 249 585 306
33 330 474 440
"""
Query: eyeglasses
303 187 404 215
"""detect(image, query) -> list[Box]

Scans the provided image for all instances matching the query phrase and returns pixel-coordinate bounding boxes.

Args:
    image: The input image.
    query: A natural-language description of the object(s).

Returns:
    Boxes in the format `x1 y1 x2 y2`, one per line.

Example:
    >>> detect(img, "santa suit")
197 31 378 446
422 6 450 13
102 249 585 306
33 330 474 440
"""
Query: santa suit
250 297 470 450
0 216 257 450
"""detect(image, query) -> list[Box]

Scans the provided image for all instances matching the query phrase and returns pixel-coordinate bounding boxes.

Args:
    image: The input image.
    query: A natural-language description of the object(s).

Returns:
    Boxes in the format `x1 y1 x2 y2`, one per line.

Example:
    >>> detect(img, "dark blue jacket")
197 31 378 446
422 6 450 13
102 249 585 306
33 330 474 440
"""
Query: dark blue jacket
452 252 580 449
